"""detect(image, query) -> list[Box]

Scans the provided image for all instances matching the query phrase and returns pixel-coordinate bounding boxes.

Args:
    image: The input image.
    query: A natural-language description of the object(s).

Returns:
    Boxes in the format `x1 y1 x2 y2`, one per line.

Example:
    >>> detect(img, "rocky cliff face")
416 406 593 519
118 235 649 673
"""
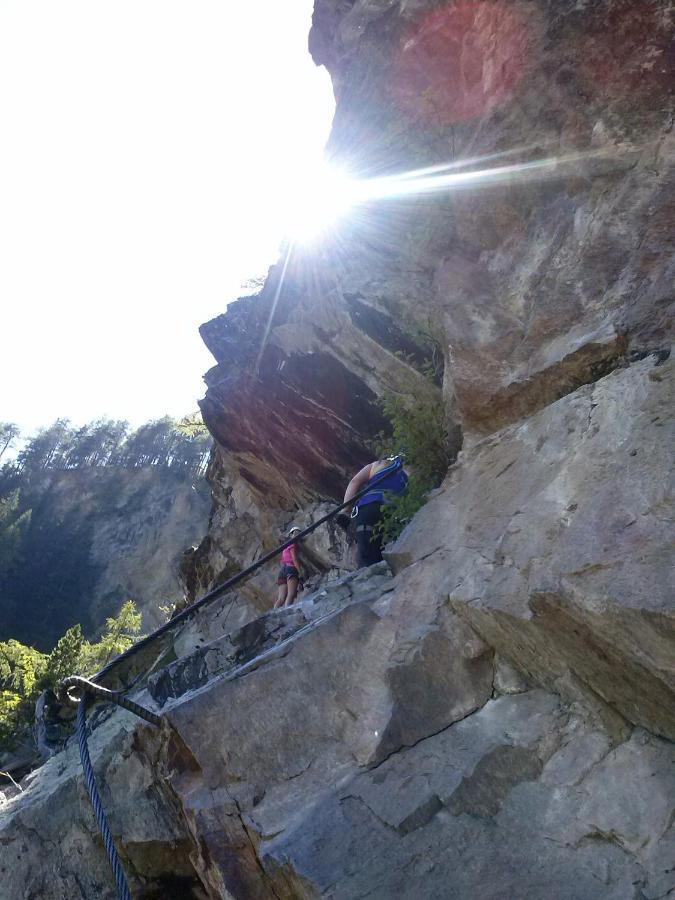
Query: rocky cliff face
191 0 672 612
85 468 210 632
1 1 673 897
1 467 210 646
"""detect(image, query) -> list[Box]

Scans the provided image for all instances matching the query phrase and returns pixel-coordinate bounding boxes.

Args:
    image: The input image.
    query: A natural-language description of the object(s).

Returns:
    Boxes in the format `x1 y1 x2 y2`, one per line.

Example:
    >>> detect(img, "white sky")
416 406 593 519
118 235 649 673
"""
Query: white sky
0 1 334 437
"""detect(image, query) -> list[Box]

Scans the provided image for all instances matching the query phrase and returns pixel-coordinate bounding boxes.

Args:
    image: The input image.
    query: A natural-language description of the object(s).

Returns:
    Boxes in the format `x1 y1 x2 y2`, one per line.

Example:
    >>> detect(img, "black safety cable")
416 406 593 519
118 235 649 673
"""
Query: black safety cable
58 460 402 900
94 460 402 685
60 675 162 727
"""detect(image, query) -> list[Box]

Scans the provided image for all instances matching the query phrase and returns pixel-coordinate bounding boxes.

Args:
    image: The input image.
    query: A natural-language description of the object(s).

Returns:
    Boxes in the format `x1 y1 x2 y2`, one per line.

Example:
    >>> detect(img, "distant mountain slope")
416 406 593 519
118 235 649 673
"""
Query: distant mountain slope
0 466 210 649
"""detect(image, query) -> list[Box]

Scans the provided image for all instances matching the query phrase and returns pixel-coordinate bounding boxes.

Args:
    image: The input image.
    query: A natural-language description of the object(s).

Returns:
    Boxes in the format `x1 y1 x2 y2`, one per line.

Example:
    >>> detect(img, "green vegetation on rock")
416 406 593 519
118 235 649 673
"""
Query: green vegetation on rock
0 601 142 753
374 380 454 544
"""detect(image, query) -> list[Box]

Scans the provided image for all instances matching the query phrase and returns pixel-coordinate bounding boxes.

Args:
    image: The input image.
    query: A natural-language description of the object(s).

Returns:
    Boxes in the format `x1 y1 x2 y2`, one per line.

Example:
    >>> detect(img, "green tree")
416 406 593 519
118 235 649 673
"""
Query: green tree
0 639 48 698
17 419 73 472
120 417 178 467
5 413 209 476
0 639 47 746
0 691 23 745
38 624 86 690
0 489 32 571
175 411 209 439
66 418 129 468
0 423 20 463
173 411 212 475
80 600 142 671
0 601 143 752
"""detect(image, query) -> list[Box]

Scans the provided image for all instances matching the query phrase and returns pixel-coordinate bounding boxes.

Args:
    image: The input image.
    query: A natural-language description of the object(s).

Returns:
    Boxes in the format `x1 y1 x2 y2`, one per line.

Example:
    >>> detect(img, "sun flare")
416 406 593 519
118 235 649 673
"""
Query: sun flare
280 145 619 246
283 161 357 243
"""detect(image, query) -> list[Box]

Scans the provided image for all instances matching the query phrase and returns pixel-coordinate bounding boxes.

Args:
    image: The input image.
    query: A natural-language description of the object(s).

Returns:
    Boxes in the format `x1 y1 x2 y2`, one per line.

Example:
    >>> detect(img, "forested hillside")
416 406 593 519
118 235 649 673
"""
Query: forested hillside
0 416 211 649
0 415 211 474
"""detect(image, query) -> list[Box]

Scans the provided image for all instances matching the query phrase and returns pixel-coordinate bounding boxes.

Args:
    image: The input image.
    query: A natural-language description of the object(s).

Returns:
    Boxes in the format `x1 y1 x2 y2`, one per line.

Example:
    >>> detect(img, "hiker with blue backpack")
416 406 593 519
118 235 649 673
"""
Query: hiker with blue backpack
340 456 408 568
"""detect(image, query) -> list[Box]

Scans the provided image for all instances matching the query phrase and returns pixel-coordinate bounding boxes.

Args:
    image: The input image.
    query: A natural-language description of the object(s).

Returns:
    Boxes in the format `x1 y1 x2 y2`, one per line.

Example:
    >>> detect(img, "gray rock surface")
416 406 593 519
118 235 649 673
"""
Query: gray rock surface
0 704 205 898
309 0 673 436
1 569 672 898
86 467 211 630
389 355 674 739
257 696 675 900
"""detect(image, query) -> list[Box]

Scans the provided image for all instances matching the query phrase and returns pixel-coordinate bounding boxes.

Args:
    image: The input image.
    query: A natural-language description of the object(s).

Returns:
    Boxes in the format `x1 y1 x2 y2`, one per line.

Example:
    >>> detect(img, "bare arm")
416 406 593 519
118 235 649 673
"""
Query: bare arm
343 463 374 505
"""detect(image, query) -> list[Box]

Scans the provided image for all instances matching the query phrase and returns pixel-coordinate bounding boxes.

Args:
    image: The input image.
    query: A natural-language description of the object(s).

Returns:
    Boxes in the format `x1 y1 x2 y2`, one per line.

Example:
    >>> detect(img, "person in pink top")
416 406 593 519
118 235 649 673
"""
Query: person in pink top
273 526 304 609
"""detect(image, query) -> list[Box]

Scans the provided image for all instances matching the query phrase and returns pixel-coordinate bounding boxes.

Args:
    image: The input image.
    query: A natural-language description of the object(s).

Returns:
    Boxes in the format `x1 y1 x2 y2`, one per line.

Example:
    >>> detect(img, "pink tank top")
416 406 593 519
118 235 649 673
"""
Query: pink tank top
281 544 295 565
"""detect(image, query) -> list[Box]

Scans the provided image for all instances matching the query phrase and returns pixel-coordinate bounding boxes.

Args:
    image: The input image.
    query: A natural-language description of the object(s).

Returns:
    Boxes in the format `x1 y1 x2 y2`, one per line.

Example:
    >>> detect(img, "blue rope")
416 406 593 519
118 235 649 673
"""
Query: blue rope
76 699 132 900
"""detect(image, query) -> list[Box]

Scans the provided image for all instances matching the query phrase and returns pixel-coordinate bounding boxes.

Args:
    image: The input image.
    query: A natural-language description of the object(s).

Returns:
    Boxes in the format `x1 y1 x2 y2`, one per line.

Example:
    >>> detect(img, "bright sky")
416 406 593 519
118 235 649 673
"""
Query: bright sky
0 1 334 437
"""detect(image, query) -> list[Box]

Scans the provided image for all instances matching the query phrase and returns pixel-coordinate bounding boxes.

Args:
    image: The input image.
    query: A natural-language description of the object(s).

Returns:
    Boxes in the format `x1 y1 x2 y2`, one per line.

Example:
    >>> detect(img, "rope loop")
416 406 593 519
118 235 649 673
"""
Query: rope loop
58 675 161 727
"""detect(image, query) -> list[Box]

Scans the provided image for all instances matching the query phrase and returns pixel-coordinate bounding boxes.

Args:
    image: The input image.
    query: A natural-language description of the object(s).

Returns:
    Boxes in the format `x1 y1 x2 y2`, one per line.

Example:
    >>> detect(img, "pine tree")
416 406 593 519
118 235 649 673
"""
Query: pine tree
0 489 32 571
0 423 20 463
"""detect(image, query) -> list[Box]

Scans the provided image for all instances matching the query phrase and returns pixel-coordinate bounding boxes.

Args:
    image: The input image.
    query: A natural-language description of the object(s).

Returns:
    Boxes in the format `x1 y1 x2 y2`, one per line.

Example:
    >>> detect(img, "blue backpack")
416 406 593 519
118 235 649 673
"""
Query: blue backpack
359 456 408 507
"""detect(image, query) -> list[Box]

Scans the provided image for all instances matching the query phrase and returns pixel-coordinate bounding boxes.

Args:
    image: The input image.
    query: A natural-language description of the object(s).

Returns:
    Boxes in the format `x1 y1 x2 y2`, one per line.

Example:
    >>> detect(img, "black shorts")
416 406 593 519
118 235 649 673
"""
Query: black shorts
277 564 299 585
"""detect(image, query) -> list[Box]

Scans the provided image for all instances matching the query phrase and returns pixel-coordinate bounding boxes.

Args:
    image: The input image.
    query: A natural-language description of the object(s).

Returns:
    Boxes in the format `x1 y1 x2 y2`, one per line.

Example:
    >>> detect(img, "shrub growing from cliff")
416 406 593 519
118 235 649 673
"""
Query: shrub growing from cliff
374 384 452 543
0 601 142 754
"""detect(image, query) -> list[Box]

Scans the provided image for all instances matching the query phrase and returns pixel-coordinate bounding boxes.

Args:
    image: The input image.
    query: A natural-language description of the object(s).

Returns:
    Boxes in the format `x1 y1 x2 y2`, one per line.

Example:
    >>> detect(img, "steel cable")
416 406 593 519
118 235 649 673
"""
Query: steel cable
76 698 133 900
63 677 162 899
93 458 404 685
60 458 404 899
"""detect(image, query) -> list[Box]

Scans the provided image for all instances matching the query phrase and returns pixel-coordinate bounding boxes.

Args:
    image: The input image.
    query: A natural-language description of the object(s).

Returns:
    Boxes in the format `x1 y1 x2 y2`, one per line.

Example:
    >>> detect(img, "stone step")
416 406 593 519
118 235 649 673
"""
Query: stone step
148 562 393 707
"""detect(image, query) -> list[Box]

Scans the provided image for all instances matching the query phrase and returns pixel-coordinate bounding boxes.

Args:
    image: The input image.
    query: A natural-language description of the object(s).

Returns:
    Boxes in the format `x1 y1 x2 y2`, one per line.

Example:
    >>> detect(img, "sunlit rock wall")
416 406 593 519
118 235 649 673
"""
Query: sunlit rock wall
192 0 672 607
309 0 673 434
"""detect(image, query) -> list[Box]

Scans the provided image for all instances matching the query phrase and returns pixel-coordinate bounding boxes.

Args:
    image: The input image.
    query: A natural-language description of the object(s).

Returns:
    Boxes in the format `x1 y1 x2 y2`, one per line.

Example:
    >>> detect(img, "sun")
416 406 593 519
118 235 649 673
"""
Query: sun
283 161 357 243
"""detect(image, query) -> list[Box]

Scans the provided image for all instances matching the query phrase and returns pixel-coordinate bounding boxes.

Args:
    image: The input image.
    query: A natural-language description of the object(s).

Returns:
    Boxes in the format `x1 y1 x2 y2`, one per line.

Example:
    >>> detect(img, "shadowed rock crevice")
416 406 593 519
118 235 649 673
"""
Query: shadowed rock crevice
122 840 208 900
145 722 281 900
